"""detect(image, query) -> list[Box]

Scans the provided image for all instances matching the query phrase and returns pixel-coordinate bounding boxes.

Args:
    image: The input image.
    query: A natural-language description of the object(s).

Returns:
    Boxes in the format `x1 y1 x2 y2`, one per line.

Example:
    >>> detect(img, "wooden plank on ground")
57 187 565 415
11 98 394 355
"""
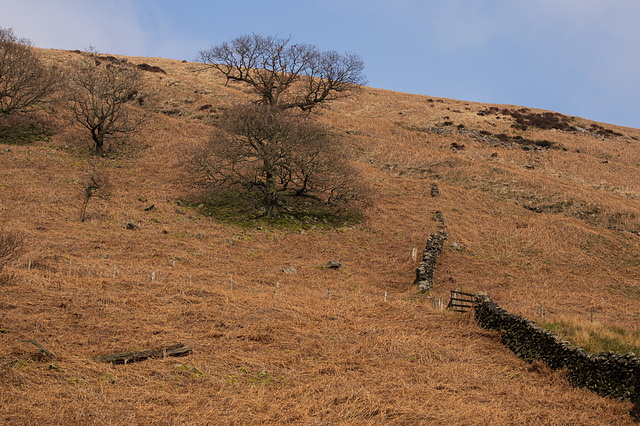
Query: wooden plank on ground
96 343 192 364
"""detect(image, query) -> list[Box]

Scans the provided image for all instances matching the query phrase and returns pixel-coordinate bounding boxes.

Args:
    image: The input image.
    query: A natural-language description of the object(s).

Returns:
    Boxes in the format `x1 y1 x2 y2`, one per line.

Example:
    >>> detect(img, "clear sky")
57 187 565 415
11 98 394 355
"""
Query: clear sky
2 0 639 128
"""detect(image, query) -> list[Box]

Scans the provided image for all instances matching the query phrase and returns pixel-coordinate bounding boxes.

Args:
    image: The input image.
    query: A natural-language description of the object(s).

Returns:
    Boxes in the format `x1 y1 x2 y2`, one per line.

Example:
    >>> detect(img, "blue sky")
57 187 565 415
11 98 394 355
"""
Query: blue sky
2 0 640 128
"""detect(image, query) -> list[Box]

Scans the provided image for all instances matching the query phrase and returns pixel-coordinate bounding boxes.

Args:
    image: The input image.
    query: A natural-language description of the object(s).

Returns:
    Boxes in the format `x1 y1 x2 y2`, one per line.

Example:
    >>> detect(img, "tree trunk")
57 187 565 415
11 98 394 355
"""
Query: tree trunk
265 170 279 218
91 129 104 156
80 193 91 222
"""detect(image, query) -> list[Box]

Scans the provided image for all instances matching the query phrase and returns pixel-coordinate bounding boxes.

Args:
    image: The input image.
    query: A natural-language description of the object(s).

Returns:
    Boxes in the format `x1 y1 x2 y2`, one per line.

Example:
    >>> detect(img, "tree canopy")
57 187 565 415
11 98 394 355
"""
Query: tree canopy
190 104 363 218
197 34 367 111
0 27 59 117
67 55 144 155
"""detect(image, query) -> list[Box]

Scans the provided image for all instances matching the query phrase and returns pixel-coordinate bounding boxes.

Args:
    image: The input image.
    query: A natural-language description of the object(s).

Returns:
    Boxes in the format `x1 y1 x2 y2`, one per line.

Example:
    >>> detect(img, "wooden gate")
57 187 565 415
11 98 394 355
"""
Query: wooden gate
448 290 475 313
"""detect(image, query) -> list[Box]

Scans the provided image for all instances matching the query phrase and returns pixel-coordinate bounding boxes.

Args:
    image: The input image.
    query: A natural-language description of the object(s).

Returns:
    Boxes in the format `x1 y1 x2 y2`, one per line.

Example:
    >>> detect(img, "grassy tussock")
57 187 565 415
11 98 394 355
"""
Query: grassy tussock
542 316 640 355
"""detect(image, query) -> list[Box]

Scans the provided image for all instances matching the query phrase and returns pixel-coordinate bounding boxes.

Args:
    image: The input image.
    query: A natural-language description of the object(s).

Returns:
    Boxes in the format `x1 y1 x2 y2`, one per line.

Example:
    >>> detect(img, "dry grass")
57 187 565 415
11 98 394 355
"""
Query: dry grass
0 48 639 424
540 315 640 355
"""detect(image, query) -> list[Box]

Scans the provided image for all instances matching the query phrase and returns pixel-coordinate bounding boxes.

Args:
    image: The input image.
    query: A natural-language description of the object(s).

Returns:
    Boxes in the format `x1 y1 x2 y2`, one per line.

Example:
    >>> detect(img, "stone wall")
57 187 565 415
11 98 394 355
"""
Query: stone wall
474 294 640 402
415 211 447 293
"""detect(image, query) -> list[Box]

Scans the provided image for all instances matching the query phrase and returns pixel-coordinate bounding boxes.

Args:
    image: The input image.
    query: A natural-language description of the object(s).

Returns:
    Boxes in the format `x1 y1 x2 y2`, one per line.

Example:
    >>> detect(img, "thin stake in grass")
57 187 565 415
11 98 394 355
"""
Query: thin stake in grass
113 264 116 279
276 281 279 295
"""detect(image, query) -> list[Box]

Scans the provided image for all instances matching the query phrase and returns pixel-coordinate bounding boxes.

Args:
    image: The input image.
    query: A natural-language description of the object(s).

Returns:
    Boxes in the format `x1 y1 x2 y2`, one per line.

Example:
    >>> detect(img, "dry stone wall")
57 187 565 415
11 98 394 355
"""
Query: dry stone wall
475 294 640 402
415 211 447 292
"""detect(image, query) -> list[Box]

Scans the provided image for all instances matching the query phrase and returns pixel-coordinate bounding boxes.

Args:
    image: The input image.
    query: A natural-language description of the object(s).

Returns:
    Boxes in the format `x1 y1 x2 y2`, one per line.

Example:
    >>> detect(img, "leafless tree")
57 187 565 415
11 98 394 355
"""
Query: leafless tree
197 34 366 111
0 228 23 285
68 54 144 155
80 161 111 222
190 104 362 218
0 27 60 117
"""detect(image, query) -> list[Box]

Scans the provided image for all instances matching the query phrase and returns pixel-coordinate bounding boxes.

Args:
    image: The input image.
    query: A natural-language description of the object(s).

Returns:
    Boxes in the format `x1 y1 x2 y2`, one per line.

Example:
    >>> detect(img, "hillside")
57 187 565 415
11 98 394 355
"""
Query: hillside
1 48 639 424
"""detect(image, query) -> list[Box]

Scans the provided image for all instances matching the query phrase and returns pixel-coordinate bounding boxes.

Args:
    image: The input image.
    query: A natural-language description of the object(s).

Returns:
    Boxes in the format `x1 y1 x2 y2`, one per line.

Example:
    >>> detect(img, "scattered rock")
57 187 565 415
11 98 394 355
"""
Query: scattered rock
283 266 297 274
522 204 543 213
137 63 167 74
430 183 439 197
326 260 342 270
123 221 140 230
450 242 466 251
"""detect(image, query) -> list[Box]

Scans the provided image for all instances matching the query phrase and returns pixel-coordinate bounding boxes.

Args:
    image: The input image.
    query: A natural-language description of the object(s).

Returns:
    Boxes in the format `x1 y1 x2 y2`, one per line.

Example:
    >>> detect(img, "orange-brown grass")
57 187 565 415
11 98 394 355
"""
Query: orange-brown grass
0 48 639 423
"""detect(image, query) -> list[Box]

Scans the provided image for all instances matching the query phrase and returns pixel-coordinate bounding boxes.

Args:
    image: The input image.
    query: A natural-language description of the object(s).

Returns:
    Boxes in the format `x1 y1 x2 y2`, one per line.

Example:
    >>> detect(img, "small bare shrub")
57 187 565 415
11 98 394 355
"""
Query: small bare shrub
80 163 111 222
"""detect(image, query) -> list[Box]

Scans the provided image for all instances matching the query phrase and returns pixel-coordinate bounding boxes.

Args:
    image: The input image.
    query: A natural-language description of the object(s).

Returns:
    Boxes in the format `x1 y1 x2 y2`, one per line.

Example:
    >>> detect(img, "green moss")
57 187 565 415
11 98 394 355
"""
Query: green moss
187 190 364 231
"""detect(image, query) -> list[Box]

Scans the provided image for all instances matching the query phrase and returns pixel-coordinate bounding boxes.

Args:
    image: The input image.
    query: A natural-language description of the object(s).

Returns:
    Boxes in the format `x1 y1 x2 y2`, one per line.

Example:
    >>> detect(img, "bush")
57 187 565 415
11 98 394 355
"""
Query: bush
189 104 366 219
0 27 60 117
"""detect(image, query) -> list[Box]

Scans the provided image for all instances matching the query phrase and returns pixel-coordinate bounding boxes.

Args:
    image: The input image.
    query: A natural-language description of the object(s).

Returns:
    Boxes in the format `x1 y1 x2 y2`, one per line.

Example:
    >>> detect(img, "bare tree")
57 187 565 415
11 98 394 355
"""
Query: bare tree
0 27 59 117
191 104 362 218
0 229 23 285
68 54 144 155
80 163 111 222
197 34 366 111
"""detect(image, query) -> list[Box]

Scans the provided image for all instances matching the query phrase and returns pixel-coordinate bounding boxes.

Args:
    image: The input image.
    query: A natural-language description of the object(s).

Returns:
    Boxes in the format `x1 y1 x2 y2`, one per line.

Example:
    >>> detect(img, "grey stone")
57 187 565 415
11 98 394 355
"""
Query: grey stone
326 260 342 270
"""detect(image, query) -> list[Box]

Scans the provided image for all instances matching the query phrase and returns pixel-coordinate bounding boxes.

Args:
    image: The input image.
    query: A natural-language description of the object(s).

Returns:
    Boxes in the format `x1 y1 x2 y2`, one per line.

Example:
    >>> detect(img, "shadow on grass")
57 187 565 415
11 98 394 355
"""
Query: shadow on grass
0 116 53 145
190 190 365 230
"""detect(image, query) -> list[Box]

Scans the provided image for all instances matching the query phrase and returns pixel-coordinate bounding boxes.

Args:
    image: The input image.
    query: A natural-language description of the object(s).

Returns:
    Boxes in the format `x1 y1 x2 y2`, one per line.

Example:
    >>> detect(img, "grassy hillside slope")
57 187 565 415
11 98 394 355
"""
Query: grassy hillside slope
0 48 639 424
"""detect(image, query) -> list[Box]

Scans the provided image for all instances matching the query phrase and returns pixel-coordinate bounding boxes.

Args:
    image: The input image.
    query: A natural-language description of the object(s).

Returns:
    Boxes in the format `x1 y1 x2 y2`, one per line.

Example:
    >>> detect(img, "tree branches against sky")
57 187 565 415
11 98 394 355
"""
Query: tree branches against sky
2 0 639 128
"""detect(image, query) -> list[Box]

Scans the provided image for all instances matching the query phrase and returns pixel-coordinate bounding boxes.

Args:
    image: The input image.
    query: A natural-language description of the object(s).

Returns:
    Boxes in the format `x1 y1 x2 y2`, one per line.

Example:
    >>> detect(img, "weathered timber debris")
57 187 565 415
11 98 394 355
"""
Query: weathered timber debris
23 339 54 359
96 343 191 364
